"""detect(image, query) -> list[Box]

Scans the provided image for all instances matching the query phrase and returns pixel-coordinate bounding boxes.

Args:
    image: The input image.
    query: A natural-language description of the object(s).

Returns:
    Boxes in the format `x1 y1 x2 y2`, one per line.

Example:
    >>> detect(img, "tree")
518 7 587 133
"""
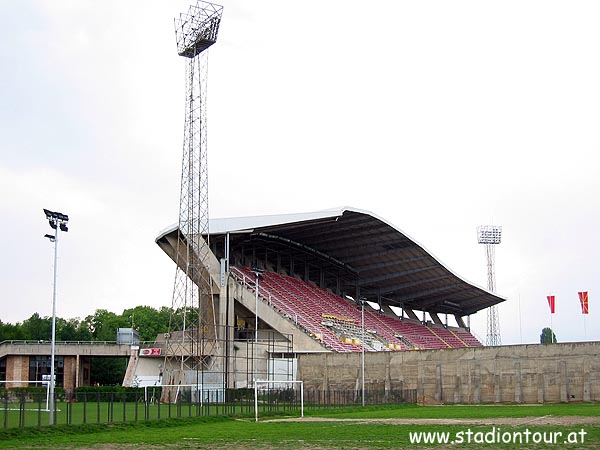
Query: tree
21 313 52 341
0 320 25 341
90 357 128 386
83 309 126 341
540 327 557 344
121 305 171 342
56 318 92 341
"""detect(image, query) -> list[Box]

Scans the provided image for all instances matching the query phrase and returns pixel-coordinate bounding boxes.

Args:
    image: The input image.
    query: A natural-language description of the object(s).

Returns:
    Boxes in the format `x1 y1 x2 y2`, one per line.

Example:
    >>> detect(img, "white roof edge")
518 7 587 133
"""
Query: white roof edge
155 206 505 301
155 223 179 244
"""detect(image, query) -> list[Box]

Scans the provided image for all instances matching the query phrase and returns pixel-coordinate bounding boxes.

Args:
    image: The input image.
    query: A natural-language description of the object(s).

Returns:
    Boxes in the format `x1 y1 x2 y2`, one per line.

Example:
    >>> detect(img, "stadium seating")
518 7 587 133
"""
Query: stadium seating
231 266 482 352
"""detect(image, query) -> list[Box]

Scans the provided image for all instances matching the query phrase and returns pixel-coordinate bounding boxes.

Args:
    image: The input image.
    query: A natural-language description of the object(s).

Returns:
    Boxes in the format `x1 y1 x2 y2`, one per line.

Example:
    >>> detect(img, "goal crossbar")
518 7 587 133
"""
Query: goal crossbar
253 379 303 422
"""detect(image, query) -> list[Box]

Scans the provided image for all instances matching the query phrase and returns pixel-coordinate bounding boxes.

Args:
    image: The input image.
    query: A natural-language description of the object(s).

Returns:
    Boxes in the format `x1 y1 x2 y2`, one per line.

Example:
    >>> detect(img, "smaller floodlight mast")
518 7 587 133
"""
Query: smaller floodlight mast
43 209 69 425
251 267 264 384
477 225 502 346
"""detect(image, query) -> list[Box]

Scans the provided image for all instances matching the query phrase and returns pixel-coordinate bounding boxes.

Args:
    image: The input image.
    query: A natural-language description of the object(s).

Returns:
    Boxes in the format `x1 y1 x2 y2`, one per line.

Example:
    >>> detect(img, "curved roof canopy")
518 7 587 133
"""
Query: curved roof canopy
156 207 505 316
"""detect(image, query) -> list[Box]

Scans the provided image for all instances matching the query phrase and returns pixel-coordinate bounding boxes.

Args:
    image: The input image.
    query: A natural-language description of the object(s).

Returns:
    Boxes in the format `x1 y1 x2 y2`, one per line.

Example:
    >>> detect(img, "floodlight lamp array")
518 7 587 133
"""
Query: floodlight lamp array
43 209 69 232
477 225 501 245
175 1 223 58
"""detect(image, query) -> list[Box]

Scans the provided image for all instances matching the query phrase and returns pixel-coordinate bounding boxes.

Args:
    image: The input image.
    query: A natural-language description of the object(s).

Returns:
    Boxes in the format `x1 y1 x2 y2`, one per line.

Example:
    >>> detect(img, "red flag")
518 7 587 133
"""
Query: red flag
578 291 589 314
547 295 555 314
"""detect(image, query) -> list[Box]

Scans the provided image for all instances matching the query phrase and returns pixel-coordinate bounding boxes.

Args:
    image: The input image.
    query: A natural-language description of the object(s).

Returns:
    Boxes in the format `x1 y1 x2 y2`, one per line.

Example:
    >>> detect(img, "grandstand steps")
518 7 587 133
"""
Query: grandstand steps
448 329 470 347
231 266 483 353
425 327 452 349
230 273 325 352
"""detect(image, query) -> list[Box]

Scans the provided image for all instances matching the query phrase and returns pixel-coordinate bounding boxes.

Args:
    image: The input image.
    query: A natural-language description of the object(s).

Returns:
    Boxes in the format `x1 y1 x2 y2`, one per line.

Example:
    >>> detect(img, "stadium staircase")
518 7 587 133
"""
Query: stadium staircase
231 267 483 352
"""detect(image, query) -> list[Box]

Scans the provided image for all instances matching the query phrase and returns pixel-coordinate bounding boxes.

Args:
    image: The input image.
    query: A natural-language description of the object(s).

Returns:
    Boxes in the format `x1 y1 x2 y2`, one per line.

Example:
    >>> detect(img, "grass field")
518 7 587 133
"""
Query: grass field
1 403 599 449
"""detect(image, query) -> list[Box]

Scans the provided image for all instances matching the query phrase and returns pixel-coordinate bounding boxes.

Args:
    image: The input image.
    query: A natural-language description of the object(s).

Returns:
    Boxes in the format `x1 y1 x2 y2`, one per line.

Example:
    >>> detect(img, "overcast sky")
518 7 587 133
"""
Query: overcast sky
1 1 598 345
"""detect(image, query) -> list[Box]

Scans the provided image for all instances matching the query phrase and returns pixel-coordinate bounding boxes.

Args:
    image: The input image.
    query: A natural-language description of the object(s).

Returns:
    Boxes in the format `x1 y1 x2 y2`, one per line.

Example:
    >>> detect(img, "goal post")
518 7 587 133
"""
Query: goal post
254 379 303 422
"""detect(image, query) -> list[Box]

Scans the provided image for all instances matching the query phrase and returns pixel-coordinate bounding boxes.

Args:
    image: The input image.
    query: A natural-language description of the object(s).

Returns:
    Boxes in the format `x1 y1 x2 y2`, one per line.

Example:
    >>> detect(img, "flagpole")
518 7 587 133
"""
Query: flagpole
546 295 556 343
518 293 523 344
579 291 589 341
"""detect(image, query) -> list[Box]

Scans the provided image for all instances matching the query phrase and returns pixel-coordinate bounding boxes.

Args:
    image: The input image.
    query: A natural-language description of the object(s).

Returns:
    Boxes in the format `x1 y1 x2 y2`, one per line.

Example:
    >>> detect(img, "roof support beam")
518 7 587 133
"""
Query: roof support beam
455 315 467 328
429 312 444 326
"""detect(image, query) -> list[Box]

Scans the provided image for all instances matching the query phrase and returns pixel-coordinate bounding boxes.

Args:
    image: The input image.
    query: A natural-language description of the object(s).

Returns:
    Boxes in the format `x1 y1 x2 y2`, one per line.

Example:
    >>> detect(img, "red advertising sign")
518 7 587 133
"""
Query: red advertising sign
547 295 555 314
140 348 162 356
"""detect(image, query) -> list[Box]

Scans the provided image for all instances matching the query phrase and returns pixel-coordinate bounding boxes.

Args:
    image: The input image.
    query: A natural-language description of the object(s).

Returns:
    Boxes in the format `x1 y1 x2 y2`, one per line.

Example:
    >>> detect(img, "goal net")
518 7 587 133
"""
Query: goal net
253 379 303 422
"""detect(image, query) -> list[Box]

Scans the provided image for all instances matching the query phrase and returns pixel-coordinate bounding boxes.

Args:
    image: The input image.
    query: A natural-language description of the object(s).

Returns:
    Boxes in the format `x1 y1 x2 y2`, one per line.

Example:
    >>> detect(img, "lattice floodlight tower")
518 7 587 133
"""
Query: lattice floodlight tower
163 1 223 399
477 225 502 346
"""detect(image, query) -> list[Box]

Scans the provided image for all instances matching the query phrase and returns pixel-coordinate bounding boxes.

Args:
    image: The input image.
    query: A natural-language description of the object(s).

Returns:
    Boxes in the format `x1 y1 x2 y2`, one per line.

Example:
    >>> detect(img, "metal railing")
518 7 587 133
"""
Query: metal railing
0 340 158 346
0 387 417 429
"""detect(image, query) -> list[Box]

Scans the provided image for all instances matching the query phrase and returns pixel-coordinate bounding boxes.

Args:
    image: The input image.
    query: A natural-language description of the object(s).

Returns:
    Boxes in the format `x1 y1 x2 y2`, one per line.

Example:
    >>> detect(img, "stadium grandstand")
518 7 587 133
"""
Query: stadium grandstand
136 207 505 390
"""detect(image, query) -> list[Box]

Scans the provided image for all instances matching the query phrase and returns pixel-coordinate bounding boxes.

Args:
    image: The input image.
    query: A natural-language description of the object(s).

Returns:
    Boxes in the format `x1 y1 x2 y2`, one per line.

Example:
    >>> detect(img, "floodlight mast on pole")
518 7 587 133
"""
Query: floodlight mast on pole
251 267 264 384
43 209 69 425
360 298 365 406
346 295 366 406
477 225 502 346
164 1 223 396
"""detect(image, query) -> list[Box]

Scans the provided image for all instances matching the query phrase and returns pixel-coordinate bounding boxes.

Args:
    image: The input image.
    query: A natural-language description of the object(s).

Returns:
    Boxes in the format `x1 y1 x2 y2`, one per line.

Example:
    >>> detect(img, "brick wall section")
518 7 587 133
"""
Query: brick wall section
5 356 30 388
63 356 77 392
297 342 600 404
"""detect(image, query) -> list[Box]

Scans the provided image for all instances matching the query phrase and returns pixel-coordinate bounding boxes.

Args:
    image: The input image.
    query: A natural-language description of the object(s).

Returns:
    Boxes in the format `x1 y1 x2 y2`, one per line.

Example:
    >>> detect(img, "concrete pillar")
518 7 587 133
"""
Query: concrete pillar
514 361 522 403
384 360 391 401
537 362 545 403
494 361 502 403
453 363 462 404
559 360 568 402
472 363 481 404
417 364 424 403
323 354 329 391
435 363 442 402
75 354 80 390
583 357 591 402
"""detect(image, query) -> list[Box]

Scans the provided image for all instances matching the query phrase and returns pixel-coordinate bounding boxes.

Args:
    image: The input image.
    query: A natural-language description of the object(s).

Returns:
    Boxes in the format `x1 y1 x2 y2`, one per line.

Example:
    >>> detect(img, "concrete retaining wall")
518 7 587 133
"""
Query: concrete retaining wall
297 342 600 404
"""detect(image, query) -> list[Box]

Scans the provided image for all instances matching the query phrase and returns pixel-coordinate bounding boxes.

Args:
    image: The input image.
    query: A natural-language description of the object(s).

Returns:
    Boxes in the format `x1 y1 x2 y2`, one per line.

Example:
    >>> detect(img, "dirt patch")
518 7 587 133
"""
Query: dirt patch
263 415 600 426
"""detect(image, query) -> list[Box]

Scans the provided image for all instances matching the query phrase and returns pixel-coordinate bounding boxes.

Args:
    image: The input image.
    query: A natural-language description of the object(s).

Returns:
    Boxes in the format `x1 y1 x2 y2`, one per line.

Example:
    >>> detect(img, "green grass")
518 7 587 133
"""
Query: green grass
306 402 600 419
0 399 261 429
1 403 599 449
1 418 599 449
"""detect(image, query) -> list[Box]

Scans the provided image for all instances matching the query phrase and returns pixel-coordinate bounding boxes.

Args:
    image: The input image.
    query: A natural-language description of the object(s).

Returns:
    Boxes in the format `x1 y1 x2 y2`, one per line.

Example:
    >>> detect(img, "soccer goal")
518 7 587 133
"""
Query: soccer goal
253 379 303 422
0 380 51 412
157 384 225 405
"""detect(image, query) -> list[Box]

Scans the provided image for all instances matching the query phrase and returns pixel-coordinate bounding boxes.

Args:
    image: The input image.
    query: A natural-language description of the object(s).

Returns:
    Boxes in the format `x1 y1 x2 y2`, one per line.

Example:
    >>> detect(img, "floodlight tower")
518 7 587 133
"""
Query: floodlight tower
43 208 69 425
164 1 223 391
477 225 502 346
